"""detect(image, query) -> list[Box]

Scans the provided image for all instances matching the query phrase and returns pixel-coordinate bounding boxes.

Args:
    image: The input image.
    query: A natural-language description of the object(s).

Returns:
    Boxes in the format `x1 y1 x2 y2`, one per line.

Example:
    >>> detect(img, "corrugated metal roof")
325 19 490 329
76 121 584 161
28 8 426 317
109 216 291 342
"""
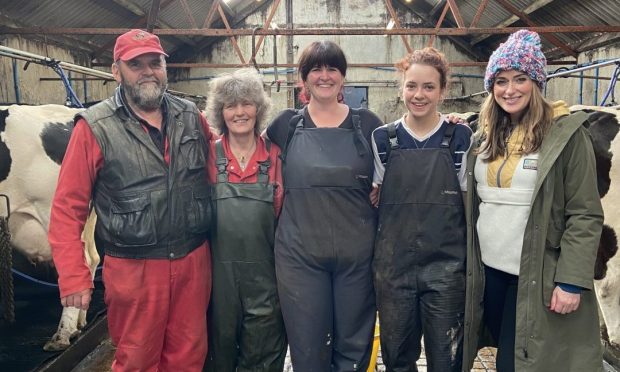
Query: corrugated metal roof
0 0 242 60
0 0 617 64
405 0 619 60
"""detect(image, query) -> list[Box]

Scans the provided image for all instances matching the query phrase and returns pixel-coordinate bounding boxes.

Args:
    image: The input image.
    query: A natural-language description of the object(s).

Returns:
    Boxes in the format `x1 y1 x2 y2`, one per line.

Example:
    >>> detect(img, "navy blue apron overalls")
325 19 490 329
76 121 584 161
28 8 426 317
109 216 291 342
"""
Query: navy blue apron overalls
276 110 377 372
373 123 466 372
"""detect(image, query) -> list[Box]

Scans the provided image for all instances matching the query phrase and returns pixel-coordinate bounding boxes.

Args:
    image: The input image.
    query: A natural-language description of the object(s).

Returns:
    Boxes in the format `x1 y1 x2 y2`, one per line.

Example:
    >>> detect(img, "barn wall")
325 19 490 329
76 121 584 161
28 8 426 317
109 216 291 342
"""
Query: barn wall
0 36 116 105
546 43 620 107
168 0 486 126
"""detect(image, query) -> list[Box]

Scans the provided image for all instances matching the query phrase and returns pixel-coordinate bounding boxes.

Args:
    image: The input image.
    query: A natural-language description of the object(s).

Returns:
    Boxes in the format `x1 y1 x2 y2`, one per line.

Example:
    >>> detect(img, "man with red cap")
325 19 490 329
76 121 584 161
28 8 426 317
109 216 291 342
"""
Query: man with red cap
49 29 214 371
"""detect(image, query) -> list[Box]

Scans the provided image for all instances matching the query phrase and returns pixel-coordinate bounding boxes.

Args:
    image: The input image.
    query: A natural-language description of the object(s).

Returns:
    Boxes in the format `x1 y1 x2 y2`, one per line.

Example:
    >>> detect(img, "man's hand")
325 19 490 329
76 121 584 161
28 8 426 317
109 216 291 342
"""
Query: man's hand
370 184 381 208
549 286 580 314
61 288 93 310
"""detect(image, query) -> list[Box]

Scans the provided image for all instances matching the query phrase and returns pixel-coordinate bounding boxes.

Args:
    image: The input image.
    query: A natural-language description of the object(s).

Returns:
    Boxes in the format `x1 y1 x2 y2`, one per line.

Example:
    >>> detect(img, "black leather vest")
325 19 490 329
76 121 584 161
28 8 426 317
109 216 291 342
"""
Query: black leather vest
78 92 211 259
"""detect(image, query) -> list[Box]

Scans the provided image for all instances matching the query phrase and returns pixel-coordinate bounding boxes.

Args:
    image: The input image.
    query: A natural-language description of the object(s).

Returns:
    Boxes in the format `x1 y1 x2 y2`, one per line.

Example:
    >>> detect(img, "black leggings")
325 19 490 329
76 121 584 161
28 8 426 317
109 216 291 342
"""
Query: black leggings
483 265 518 372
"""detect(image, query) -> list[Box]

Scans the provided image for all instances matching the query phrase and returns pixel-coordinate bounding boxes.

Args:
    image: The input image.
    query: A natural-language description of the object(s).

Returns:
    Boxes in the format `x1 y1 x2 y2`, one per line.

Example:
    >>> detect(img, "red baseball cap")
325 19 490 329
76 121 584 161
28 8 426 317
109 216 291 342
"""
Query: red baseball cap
113 29 169 61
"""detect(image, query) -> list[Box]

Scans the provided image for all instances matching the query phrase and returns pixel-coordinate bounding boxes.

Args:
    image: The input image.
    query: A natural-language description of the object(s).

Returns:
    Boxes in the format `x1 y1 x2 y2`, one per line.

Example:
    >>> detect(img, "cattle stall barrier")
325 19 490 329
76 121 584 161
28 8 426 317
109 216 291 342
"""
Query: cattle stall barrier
0 45 206 109
36 313 109 372
445 57 620 102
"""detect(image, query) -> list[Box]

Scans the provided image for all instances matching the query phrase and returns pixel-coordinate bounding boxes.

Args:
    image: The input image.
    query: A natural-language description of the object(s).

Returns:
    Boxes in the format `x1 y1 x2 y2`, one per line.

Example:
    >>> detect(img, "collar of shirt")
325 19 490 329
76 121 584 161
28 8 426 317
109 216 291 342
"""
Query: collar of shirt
115 87 169 132
116 87 169 155
221 135 270 180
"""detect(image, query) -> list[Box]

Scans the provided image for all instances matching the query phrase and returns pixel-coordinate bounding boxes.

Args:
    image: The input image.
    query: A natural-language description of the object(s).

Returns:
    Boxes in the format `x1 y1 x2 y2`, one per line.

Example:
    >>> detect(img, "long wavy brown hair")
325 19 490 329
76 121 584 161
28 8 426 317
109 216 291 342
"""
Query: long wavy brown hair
477 82 553 161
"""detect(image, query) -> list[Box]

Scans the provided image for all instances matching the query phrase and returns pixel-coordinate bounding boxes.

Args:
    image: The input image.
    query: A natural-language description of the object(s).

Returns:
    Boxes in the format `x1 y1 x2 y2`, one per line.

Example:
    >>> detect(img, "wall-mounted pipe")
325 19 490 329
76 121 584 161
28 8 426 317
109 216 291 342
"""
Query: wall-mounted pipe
83 75 88 103
600 64 620 106
12 58 20 104
579 71 583 105
0 45 203 101
594 67 600 105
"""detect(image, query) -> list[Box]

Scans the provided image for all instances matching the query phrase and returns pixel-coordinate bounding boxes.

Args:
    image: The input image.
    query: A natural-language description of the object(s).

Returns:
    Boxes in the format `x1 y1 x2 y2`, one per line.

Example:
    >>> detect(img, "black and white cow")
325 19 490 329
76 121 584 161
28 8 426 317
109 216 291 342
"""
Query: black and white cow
569 105 620 349
0 104 99 351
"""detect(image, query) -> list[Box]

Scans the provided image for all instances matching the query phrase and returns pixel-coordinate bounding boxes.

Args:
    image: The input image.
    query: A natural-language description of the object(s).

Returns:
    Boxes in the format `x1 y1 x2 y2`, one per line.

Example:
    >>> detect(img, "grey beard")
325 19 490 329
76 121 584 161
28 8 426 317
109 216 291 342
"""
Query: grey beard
123 80 167 111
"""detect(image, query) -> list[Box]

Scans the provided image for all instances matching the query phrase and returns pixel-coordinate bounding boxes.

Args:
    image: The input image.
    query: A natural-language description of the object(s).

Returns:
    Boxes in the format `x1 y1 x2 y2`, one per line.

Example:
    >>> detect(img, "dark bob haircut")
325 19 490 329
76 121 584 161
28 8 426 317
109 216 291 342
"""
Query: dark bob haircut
297 40 347 82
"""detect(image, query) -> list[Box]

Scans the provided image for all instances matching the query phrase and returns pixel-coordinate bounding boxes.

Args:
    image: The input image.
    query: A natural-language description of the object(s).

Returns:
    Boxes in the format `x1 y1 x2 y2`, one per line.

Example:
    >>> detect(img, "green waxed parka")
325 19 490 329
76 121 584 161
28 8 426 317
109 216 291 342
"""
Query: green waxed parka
463 111 604 372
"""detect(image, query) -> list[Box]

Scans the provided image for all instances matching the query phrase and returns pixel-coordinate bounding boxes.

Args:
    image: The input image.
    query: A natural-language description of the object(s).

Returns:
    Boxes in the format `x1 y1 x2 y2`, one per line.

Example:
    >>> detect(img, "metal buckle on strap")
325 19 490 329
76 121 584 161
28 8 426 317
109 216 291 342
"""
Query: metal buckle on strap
387 122 400 150
389 136 399 149
216 157 228 174
295 117 304 129
258 161 270 175
440 123 457 148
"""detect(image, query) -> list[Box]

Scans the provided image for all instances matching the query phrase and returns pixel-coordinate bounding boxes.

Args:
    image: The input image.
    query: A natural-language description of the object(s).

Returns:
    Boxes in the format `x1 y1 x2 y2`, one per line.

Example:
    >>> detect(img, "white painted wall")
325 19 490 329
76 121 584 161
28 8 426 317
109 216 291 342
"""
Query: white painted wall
169 0 487 126
546 44 620 107
0 36 116 105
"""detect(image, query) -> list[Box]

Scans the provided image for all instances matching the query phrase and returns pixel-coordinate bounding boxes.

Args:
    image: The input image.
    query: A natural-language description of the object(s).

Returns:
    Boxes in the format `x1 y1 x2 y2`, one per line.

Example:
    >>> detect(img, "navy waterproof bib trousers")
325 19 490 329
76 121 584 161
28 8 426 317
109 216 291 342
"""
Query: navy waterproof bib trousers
276 113 377 372
206 139 287 372
373 124 467 372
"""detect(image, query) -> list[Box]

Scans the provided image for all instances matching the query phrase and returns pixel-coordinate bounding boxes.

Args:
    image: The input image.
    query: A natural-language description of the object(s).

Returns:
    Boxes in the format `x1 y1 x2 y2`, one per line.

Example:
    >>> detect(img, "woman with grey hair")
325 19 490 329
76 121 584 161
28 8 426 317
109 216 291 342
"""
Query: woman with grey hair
204 68 286 372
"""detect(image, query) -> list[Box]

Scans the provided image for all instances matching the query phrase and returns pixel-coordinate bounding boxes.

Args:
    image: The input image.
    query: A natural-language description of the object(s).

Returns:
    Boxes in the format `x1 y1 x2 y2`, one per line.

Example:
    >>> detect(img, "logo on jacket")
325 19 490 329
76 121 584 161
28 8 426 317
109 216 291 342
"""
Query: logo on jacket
523 158 538 170
441 190 458 195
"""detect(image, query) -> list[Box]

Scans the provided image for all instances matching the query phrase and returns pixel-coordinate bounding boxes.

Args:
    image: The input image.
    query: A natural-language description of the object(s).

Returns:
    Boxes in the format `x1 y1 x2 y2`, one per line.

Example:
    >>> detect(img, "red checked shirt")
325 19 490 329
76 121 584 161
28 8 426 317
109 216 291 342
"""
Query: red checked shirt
48 110 215 298
207 135 284 217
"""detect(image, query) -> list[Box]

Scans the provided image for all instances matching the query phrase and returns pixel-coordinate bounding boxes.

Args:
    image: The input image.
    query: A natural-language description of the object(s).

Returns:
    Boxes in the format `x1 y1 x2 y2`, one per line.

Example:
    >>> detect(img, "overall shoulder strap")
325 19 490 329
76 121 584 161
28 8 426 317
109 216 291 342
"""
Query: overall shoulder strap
351 112 368 156
280 107 305 162
384 121 400 161
440 122 457 153
257 139 272 184
387 122 400 149
215 139 228 183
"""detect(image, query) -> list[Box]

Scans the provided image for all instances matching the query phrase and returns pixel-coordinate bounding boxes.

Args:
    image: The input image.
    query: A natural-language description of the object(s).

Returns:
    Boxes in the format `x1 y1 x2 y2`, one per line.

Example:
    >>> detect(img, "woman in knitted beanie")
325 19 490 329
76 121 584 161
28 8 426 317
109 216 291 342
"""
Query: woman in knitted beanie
462 30 604 372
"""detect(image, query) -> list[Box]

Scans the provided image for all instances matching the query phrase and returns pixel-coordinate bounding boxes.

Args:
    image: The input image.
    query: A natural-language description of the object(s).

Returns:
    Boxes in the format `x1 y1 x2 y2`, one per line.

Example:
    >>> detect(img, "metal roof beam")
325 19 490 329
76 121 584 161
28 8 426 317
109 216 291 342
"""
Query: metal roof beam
4 26 618 36
385 0 413 53
471 0 554 45
470 0 490 28
428 2 450 47
446 0 465 28
178 0 198 29
545 32 620 60
494 0 577 58
249 0 282 64
202 0 220 28
0 14 100 57
170 0 271 63
429 0 447 17
396 0 486 61
162 60 577 69
146 0 162 32
109 0 195 44
92 0 189 62
217 1 246 64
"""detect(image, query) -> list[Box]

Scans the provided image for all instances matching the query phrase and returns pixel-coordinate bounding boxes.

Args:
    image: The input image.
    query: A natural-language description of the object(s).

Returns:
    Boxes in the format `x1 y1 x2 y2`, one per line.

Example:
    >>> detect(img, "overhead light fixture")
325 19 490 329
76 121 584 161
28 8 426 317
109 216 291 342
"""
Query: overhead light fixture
405 0 413 3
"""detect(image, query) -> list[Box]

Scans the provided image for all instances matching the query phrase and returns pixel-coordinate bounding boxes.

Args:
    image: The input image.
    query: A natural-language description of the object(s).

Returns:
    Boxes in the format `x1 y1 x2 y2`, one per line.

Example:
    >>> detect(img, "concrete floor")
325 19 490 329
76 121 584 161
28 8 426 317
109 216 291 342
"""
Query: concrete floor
72 338 618 372
72 339 499 372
